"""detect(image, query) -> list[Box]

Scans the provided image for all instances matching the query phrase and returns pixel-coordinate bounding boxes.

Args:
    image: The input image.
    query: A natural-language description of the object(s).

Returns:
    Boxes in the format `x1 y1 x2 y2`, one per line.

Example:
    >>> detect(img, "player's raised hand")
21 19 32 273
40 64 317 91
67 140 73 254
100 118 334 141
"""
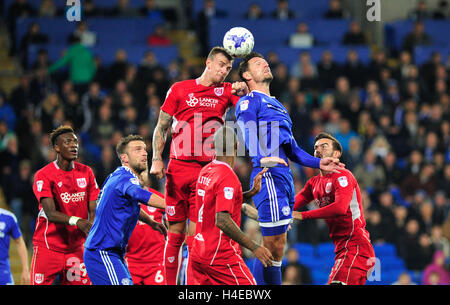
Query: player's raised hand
253 245 274 268
231 81 249 96
150 159 165 179
76 219 93 235
319 157 345 173
250 167 268 195
260 156 288 167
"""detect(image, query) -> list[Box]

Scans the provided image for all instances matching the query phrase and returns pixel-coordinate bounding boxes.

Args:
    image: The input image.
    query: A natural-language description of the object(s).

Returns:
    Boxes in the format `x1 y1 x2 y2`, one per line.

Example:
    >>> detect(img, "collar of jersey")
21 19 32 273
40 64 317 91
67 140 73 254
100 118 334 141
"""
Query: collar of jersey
120 165 139 179
250 89 275 98
212 159 233 170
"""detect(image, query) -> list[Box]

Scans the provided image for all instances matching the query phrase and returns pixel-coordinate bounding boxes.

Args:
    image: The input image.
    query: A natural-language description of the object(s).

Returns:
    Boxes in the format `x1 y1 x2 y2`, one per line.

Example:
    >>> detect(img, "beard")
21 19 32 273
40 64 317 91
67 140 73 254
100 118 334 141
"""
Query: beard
130 160 147 175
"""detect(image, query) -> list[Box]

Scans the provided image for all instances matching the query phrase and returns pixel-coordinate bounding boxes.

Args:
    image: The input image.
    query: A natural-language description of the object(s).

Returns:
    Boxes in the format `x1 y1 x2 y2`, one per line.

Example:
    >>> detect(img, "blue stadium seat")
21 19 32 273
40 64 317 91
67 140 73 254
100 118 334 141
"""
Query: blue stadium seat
380 256 405 271
311 270 329 285
373 243 396 257
316 242 335 258
292 242 315 258
414 46 450 66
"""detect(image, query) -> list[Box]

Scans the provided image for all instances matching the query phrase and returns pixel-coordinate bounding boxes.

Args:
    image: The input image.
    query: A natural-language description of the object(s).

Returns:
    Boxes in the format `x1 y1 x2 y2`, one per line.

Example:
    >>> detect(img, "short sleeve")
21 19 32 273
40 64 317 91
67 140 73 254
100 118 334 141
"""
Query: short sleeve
160 83 179 116
33 171 53 202
121 176 152 205
9 214 22 240
214 171 239 214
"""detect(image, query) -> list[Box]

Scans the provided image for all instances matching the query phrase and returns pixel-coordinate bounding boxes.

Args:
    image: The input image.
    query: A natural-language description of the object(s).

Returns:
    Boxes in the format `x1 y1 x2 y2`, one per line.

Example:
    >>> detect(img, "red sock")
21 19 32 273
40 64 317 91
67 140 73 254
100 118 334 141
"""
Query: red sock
163 232 185 285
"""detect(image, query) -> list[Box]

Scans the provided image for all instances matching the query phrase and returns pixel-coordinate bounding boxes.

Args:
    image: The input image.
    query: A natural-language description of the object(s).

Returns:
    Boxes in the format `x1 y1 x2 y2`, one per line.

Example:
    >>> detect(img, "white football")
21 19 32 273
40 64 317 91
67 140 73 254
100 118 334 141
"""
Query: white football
222 27 254 58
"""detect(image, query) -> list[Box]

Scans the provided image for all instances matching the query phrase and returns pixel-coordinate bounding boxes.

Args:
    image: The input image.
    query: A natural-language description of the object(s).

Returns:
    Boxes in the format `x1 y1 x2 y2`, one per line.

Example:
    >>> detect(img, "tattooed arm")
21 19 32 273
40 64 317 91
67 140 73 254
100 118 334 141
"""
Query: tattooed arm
216 211 274 267
241 203 259 221
150 110 173 179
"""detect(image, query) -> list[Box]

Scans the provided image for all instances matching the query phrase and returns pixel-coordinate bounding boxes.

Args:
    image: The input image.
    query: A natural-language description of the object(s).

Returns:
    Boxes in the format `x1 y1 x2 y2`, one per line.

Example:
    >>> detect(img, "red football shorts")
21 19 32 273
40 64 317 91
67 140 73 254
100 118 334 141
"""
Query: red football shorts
188 259 256 285
328 244 375 285
165 159 206 223
31 245 90 285
127 262 165 285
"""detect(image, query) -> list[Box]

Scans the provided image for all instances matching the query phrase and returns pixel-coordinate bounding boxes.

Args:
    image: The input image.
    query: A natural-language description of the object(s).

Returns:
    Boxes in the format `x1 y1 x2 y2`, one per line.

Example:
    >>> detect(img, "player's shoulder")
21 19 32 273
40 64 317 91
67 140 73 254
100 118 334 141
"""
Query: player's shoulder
211 160 239 182
35 162 57 177
0 208 17 222
73 161 94 173
236 92 260 111
331 168 356 185
172 79 197 90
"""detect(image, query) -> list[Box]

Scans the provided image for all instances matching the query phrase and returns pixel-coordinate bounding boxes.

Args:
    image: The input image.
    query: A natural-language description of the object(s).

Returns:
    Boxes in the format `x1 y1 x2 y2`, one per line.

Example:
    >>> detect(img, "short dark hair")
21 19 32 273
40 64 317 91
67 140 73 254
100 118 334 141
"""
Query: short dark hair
207 46 233 62
314 132 343 154
50 125 75 147
116 134 145 158
214 125 238 157
237 51 264 82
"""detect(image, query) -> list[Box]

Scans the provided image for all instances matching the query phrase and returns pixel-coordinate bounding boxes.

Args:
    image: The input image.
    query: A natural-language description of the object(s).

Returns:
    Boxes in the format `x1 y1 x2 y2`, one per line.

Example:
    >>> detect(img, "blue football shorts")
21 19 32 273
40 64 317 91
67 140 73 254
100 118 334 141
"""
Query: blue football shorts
84 248 133 285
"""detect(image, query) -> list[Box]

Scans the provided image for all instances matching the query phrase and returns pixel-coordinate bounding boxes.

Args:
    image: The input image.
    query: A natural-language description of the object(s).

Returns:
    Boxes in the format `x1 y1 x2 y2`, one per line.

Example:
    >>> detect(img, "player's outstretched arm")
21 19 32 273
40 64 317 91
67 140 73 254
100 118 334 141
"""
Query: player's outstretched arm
150 110 172 179
216 211 273 267
241 203 259 221
40 197 92 235
146 193 166 209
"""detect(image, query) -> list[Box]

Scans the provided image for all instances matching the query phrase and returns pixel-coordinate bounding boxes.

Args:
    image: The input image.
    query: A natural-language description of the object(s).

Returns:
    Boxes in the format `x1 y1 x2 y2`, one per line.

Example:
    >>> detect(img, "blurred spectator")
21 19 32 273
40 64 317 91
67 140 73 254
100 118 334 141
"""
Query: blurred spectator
19 22 49 68
281 247 312 285
245 3 265 20
366 209 386 244
271 63 289 98
68 21 97 47
47 36 96 96
342 137 363 171
421 250 450 284
6 0 36 55
108 0 139 17
107 49 129 89
342 21 367 45
195 0 227 57
408 0 431 21
432 0 449 19
317 50 340 91
94 145 121 186
353 149 386 194
271 0 295 20
0 95 16 131
334 118 358 151
341 50 366 88
30 48 51 71
38 0 57 17
290 51 317 79
402 21 432 53
401 163 438 199
392 271 418 285
147 24 172 46
289 22 315 48
324 0 349 19
397 219 434 271
83 0 104 17
140 0 165 22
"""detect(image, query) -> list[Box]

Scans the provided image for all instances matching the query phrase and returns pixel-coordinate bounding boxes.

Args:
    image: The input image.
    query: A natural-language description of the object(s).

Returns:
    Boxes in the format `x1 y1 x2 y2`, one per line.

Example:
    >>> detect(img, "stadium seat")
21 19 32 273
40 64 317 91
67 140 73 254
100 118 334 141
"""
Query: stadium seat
380 256 405 270
311 270 329 285
292 242 315 258
316 242 335 258
373 243 397 257
414 46 450 66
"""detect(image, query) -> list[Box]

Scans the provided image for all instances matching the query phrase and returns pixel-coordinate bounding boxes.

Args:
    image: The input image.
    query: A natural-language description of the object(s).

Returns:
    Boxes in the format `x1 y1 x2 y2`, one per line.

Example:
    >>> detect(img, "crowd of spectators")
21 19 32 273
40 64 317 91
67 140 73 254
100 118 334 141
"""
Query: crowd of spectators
0 0 449 284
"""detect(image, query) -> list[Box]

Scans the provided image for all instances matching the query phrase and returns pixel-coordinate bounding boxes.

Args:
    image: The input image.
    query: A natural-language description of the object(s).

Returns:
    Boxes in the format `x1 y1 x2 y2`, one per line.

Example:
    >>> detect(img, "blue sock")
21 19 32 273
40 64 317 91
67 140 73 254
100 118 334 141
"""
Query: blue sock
252 259 282 285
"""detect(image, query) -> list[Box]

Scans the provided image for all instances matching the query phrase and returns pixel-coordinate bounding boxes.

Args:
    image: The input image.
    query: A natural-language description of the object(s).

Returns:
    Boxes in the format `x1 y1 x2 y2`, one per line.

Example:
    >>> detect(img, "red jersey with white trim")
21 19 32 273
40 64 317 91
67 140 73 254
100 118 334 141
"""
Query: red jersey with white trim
190 160 243 265
32 161 100 253
294 169 372 253
161 79 239 162
125 188 165 265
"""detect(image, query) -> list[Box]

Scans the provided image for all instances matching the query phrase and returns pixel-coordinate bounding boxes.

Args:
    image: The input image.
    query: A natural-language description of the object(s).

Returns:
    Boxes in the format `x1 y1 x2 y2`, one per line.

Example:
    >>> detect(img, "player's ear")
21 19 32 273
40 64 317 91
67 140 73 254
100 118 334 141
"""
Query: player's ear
205 57 212 70
120 153 129 164
242 70 252 82
333 150 341 159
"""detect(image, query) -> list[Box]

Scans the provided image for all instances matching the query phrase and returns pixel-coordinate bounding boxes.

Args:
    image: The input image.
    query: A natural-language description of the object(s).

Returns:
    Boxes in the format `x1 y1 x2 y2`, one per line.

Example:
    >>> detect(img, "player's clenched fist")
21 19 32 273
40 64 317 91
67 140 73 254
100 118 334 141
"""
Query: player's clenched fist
150 159 165 180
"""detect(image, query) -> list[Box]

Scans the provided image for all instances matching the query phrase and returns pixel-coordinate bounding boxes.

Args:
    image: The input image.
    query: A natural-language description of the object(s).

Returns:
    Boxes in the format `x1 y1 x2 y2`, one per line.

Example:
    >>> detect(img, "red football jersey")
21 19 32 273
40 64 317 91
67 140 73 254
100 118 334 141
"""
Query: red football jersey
161 79 239 162
32 161 100 253
125 188 165 265
190 160 244 265
294 169 372 253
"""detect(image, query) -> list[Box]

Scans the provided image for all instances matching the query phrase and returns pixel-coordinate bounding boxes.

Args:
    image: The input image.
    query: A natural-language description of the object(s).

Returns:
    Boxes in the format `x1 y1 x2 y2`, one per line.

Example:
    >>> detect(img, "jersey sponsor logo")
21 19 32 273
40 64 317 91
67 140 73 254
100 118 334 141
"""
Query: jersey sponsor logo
185 93 219 108
60 192 86 204
166 205 176 216
36 180 44 192
224 187 234 200
338 176 348 187
76 178 87 188
325 182 332 193
34 273 44 284
214 87 224 96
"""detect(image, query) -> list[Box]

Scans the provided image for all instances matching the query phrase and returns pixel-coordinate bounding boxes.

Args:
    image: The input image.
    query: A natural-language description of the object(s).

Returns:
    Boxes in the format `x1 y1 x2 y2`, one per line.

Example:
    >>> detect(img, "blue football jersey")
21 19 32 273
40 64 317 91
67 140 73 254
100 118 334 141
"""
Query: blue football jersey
0 208 22 263
84 166 152 251
235 90 320 169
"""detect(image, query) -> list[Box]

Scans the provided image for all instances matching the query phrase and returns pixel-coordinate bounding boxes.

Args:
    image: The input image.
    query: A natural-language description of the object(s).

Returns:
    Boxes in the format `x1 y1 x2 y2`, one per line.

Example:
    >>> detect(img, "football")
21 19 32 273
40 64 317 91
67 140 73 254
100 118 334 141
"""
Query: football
222 27 254 58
